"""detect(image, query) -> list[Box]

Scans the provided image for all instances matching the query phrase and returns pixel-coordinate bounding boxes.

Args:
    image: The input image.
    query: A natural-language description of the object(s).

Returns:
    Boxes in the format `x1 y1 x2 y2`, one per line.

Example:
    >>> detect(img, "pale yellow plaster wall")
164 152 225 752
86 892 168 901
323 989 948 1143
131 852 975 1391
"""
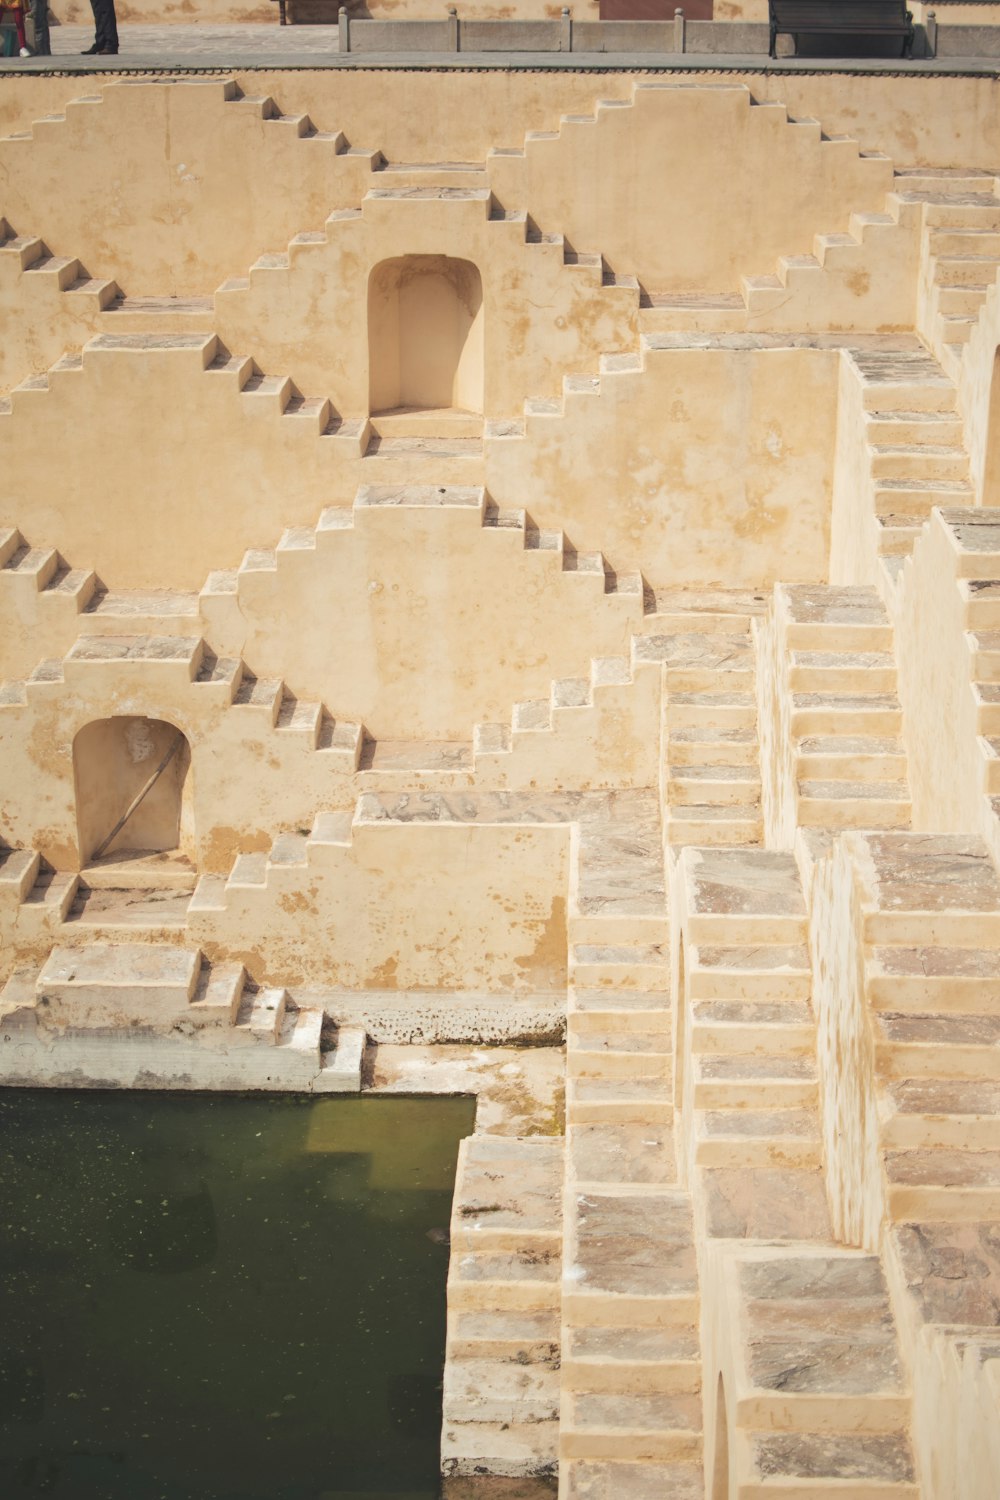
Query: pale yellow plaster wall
487 345 838 587
188 815 571 992
212 496 639 740
3 72 1000 173
214 189 638 417
909 1325 1000 1500
0 72 651 163
829 351 881 587
0 654 360 871
951 277 1000 506
487 82 894 291
890 513 986 835
0 336 838 597
0 79 381 297
754 589 798 849
0 334 367 590
474 661 662 792
807 832 884 1252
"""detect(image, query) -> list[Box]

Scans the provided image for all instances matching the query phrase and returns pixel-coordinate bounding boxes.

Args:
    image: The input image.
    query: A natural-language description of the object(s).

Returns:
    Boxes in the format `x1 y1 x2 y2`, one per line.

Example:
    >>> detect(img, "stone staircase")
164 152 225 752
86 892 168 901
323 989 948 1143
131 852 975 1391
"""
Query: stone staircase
904 167 1000 371
441 1134 563 1480
0 632 363 772
561 936 703 1500
709 1243 918 1499
939 511 1000 842
767 584 912 834
0 939 365 1090
855 830 1000 1225
844 347 972 566
673 848 822 1201
655 604 764 848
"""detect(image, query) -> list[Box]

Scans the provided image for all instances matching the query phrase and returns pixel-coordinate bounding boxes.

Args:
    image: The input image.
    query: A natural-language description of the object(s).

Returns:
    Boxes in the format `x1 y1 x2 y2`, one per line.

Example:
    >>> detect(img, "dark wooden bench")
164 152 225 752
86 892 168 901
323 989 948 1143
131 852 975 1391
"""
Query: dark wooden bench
768 0 914 57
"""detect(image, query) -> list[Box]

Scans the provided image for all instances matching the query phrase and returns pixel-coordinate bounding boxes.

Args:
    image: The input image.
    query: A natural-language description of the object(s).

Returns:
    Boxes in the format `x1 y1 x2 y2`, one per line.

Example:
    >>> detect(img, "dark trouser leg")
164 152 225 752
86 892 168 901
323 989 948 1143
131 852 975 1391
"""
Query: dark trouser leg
89 0 117 49
32 0 49 54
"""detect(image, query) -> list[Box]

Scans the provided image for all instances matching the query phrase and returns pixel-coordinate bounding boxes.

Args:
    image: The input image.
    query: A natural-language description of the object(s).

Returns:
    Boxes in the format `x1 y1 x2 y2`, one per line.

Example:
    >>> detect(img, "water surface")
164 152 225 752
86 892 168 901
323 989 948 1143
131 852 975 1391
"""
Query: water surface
0 1089 476 1500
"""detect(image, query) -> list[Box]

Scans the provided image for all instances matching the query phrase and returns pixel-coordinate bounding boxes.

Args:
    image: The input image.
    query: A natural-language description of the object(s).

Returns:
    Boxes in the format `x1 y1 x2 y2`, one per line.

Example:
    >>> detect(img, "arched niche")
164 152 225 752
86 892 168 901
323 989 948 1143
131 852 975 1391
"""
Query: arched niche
368 255 484 416
74 716 192 868
984 346 1000 504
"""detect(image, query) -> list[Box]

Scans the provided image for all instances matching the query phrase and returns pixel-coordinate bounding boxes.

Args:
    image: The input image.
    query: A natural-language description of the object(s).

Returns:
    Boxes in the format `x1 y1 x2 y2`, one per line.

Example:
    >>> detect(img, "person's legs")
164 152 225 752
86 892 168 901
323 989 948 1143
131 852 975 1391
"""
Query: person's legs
90 0 117 50
31 0 48 54
13 6 26 51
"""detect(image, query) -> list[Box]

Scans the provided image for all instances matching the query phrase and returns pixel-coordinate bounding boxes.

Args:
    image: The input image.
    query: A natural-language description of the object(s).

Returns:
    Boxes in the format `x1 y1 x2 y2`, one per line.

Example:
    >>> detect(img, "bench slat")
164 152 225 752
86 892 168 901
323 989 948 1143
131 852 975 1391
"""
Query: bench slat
769 0 914 56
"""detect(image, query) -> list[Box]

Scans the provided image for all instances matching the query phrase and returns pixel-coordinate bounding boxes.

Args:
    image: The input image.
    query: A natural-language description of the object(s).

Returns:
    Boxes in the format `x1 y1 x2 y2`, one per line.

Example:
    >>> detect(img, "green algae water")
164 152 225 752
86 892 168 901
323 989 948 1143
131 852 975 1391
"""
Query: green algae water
0 1089 476 1500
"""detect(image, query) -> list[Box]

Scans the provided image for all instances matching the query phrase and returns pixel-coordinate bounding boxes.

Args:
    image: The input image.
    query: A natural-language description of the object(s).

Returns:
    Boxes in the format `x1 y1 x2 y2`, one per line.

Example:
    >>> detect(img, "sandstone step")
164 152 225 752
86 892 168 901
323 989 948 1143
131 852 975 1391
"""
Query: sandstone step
568 993 669 1037
970 632 1000 682
563 1325 701 1395
936 283 992 316
736 1251 910 1434
868 944 1000 1012
691 1000 815 1058
567 1030 671 1081
693 1053 817 1110
188 959 246 1026
569 1121 676 1188
882 1078 1000 1150
442 1358 560 1425
566 1187 698 1327
864 408 964 449
570 944 668 989
666 805 762 847
881 516 929 564
788 651 897 694
668 727 759 767
440 1413 559 1478
688 944 812 1002
448 1245 561 1312
884 1147 1000 1219
446 1307 560 1364
796 780 911 830
450 1134 562 1251
735 1427 918 1497
566 1075 673 1125
790 693 901 736
668 765 761 807
668 691 756 730
314 1024 365 1091
35 941 200 1025
868 444 968 482
961 577 1000 628
560 1457 704 1499
0 845 41 900
874 1011 1000 1079
797 736 907 780
695 1109 822 1169
928 219 1000 250
852 350 956 413
560 1392 701 1464
875 479 971 515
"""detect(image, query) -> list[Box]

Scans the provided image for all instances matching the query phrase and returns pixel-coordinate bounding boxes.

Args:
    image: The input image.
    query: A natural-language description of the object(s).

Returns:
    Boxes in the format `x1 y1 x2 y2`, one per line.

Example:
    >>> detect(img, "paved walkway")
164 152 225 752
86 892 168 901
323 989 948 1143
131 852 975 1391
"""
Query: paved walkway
0 19 998 72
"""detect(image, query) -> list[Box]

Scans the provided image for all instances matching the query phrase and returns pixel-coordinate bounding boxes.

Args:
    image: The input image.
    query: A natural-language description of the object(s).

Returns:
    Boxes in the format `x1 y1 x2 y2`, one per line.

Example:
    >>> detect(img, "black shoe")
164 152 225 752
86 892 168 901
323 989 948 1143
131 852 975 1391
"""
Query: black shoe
80 42 99 52
97 46 118 53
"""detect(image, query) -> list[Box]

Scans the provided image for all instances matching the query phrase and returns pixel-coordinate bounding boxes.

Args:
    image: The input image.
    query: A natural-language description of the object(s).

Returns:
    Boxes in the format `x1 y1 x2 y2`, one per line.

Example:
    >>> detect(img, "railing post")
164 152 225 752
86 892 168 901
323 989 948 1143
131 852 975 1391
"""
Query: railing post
338 5 350 51
674 6 686 53
562 5 573 50
925 7 937 56
448 5 460 50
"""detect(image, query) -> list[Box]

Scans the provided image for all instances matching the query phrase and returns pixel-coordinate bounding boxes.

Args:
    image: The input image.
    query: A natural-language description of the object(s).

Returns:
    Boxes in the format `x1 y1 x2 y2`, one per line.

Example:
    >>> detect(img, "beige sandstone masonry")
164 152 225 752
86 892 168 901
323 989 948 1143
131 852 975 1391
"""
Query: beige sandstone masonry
486 83 894 292
0 80 383 297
